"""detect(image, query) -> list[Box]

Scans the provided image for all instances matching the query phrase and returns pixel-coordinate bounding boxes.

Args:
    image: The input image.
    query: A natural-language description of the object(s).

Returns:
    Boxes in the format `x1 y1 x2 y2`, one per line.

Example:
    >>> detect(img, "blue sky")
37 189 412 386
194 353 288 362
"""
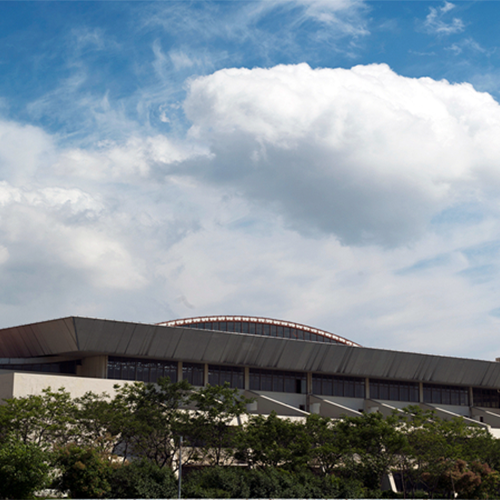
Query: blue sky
2 0 500 359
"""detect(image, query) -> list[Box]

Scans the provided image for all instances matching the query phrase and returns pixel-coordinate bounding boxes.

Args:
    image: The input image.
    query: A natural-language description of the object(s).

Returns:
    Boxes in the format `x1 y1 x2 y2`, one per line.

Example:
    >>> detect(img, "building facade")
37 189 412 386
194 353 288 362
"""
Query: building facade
1 315 500 434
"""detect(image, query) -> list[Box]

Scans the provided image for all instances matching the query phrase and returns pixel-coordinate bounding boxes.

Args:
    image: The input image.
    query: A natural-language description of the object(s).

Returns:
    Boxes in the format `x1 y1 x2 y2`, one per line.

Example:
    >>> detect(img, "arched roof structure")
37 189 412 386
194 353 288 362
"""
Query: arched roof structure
157 315 360 347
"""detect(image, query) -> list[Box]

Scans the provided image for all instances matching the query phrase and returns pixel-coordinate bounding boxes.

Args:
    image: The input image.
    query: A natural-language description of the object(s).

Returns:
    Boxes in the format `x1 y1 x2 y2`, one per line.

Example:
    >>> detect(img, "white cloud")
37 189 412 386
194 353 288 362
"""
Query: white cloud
286 0 369 36
4 65 500 359
183 63 500 246
423 1 465 35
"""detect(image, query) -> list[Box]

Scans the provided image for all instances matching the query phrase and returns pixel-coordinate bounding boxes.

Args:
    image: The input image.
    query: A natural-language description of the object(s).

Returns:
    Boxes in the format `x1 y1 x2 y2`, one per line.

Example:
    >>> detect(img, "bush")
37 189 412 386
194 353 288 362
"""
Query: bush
0 439 50 499
53 444 114 498
182 466 367 498
109 459 177 498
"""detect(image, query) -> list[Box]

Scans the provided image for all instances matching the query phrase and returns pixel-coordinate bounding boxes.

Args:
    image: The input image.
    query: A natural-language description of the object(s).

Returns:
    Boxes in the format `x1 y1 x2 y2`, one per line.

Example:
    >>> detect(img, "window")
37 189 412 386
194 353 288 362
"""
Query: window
182 362 204 386
423 383 469 406
370 379 419 402
313 374 365 398
208 365 244 389
250 368 306 393
108 357 178 383
473 388 500 408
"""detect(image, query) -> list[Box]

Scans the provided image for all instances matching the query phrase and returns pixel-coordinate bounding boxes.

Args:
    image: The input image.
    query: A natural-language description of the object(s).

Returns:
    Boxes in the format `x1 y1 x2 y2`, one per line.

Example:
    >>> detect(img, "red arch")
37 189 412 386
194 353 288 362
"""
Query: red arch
157 315 360 347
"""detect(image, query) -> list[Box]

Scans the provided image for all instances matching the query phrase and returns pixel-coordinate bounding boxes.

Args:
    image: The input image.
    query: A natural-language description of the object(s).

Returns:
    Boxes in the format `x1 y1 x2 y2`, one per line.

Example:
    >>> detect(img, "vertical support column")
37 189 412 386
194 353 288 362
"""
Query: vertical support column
469 386 474 407
244 366 250 390
419 382 424 403
178 361 183 382
204 363 209 386
307 372 313 394
79 355 108 378
365 377 370 400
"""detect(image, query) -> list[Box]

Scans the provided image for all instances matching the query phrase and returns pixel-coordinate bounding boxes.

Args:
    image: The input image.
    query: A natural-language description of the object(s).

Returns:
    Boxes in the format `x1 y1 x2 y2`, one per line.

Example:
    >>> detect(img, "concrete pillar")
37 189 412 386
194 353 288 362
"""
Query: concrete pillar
365 377 370 399
419 382 424 403
307 372 313 394
79 356 108 378
178 361 183 382
204 363 209 386
244 366 250 390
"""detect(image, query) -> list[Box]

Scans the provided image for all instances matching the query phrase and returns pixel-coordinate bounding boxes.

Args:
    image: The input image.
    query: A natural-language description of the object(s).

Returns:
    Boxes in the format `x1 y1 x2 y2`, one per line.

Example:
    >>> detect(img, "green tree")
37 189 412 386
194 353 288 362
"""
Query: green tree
53 443 114 499
305 414 350 475
73 391 122 454
336 412 406 491
109 459 177 498
113 377 192 468
0 438 50 499
0 387 77 449
235 411 311 470
187 382 251 465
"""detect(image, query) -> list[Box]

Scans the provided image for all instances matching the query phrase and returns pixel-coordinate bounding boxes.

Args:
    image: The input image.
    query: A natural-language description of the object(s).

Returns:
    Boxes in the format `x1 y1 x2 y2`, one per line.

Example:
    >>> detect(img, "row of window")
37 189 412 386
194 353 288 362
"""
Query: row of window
107 357 178 383
370 379 420 403
249 368 307 393
4 357 497 408
312 374 365 398
187 321 337 343
0 361 77 375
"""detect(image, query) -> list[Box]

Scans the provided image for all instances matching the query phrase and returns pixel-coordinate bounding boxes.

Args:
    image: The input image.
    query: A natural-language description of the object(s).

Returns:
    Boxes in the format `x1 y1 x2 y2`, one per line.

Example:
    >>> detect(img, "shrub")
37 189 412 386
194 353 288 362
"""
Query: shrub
0 439 50 499
53 444 114 498
109 459 177 498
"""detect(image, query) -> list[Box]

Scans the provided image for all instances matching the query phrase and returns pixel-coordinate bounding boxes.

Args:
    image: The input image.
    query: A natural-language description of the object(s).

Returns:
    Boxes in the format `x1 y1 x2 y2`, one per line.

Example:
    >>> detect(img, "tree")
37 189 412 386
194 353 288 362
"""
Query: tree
0 387 77 449
53 443 114 499
336 412 406 491
187 382 252 465
0 438 50 499
73 391 121 454
305 414 350 475
109 459 177 498
112 377 192 468
235 411 312 470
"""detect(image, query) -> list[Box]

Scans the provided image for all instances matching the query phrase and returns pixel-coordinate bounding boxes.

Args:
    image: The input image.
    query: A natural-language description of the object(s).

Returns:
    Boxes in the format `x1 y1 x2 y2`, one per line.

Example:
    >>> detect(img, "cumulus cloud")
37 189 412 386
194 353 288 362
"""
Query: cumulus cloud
4 64 500 359
183 63 500 246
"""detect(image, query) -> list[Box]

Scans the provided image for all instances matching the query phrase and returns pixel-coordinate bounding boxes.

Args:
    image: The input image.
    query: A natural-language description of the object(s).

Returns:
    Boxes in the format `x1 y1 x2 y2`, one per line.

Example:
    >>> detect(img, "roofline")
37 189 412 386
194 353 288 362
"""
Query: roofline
157 315 360 347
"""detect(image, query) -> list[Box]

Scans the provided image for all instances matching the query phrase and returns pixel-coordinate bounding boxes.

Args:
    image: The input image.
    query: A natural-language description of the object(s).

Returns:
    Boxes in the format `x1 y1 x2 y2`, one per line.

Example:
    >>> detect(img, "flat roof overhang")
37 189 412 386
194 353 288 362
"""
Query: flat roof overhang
0 316 500 389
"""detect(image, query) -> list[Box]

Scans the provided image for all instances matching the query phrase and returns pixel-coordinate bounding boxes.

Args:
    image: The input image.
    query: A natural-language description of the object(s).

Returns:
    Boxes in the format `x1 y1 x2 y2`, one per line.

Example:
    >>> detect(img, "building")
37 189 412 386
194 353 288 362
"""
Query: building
1 315 500 435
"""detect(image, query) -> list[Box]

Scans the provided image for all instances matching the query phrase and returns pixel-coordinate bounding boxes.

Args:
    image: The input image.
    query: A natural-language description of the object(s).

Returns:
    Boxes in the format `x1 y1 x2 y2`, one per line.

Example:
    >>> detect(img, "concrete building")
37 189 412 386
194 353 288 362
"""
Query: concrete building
1 315 500 434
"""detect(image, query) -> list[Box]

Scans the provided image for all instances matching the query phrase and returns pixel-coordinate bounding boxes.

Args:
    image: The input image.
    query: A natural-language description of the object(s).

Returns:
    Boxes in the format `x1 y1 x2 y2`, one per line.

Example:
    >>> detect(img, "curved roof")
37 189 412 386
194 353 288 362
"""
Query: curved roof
157 315 360 347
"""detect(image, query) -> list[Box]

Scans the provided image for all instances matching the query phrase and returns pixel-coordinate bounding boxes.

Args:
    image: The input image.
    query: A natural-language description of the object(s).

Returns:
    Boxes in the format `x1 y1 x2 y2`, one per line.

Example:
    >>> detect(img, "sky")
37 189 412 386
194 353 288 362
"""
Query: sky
2 1 500 360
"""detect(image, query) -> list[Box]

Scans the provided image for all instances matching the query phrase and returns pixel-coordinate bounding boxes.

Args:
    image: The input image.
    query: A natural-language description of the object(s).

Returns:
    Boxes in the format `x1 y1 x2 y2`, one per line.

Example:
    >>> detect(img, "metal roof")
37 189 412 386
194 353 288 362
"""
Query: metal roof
0 317 500 388
157 315 360 347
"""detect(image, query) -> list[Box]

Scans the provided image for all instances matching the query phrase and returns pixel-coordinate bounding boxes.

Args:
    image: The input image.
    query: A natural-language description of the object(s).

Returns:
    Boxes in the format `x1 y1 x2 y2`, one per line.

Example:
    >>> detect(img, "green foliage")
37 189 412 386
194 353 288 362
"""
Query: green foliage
235 411 312 470
182 466 366 498
73 391 121 454
187 382 252 465
0 438 50 499
109 459 177 498
335 411 406 490
0 387 77 449
53 444 114 499
305 414 349 475
113 377 192 468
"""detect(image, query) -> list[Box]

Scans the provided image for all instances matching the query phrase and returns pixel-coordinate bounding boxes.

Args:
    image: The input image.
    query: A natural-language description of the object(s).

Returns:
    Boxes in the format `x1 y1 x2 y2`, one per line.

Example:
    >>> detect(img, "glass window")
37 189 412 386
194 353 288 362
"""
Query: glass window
183 362 204 386
208 365 244 389
107 357 177 383
370 379 419 402
473 388 500 408
423 384 468 406
313 374 365 398
250 369 306 393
